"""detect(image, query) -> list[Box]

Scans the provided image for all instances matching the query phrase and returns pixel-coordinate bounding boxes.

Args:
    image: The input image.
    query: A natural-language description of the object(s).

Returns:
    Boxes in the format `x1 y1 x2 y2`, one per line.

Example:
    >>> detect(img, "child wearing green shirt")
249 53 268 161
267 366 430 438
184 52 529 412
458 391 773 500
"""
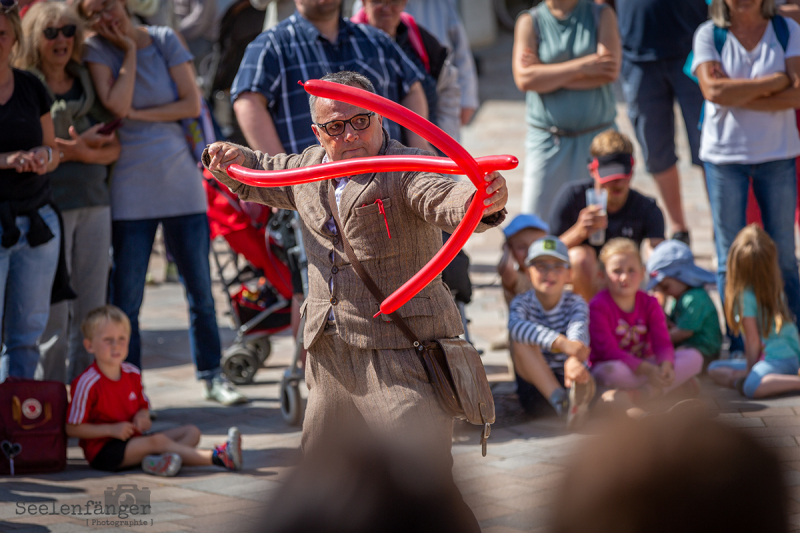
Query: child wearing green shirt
646 241 722 366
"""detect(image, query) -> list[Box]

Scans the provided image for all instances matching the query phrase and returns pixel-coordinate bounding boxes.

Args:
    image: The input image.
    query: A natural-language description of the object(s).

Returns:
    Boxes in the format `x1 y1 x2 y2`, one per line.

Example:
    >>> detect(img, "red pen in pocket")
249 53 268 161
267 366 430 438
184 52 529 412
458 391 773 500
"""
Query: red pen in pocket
363 199 391 239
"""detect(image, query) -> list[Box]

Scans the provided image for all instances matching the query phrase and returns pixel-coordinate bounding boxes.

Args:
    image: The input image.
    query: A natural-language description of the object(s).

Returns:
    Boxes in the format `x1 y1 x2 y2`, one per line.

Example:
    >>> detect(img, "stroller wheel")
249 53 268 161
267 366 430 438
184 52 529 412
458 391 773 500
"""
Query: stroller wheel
280 374 304 427
249 337 272 366
222 346 259 385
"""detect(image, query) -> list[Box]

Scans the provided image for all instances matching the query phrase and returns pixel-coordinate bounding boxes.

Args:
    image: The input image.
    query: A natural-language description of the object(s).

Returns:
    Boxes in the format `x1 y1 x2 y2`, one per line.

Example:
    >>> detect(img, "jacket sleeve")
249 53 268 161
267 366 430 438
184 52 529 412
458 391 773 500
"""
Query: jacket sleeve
202 143 298 210
589 298 643 372
401 169 506 233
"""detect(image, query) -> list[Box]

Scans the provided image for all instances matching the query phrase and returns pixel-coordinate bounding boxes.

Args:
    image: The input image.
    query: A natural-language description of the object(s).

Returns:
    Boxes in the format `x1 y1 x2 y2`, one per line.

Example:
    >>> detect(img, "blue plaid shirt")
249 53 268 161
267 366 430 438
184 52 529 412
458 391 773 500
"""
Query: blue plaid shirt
231 12 425 154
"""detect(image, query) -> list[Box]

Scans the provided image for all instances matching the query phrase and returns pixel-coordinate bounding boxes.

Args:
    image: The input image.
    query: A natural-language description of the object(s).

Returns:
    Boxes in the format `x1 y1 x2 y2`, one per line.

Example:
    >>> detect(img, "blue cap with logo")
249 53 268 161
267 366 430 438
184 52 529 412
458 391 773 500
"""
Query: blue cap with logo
525 236 570 266
502 213 550 239
646 240 716 291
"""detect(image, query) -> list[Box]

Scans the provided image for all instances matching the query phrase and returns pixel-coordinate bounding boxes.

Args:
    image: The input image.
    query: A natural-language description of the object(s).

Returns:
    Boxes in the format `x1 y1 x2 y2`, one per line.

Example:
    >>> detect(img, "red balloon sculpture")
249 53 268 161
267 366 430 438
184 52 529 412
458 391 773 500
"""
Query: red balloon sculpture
226 80 518 316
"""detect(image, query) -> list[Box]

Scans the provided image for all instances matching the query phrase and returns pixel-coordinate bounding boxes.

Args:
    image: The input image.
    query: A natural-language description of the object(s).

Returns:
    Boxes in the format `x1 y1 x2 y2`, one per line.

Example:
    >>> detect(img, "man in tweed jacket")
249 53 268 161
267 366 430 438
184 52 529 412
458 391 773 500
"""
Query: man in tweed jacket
204 72 506 474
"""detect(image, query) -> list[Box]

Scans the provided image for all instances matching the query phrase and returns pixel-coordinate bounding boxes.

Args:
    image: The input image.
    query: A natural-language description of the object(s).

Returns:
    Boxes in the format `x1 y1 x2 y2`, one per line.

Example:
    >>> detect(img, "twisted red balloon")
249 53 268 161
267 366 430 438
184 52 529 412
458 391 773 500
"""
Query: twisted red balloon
224 80 517 316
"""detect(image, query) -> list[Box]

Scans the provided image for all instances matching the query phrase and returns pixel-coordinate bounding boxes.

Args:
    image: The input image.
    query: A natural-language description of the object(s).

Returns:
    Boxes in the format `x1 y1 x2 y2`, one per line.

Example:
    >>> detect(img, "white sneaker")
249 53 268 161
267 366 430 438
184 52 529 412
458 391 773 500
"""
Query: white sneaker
142 453 181 477
204 375 248 406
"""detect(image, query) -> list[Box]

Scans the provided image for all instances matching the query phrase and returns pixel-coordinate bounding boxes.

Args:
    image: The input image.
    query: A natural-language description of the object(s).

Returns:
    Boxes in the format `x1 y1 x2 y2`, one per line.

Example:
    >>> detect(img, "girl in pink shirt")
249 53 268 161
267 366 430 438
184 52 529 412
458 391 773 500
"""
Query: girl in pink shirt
589 239 703 412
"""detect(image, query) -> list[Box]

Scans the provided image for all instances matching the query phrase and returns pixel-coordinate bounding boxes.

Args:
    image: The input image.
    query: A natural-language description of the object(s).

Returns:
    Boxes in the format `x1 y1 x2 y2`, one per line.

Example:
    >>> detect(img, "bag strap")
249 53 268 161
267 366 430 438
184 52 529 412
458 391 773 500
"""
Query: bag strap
773 15 790 52
713 25 728 55
325 182 423 350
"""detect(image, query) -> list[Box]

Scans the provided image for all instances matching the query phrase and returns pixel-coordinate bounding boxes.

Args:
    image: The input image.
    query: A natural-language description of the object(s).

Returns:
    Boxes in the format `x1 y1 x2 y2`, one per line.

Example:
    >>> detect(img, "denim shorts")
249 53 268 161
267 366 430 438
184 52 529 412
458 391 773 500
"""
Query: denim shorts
620 57 703 173
708 357 800 398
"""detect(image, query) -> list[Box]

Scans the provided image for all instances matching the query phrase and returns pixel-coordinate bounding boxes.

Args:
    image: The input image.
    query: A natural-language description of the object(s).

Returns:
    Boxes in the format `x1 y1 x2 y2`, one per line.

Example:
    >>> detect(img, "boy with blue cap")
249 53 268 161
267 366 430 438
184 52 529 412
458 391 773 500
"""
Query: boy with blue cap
509 236 594 429
498 213 550 305
646 241 722 366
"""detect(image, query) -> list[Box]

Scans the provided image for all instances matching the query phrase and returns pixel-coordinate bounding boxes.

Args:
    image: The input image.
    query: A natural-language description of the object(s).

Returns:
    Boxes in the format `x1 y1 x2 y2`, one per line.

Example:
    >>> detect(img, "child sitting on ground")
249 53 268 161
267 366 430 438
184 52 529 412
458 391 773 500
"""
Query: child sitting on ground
66 305 242 476
589 238 704 416
646 240 722 369
508 236 595 429
498 213 550 305
708 226 800 398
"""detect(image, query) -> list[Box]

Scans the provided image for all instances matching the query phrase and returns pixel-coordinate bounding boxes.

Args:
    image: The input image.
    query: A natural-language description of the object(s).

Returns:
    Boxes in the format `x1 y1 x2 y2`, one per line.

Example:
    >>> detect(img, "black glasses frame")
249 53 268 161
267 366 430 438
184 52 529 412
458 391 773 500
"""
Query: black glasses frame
43 24 77 40
315 112 375 137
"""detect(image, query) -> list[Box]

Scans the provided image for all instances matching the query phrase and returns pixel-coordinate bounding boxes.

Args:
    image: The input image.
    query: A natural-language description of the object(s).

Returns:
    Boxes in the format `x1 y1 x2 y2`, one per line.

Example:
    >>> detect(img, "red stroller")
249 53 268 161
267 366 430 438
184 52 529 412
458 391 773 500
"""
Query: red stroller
204 170 293 385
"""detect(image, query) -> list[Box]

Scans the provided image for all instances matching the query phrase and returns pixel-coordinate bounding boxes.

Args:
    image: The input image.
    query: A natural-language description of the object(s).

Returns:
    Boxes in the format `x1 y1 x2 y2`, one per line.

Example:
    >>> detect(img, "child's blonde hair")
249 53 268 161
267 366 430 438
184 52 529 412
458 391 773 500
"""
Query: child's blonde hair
590 130 634 158
725 225 791 336
598 238 642 269
81 305 131 339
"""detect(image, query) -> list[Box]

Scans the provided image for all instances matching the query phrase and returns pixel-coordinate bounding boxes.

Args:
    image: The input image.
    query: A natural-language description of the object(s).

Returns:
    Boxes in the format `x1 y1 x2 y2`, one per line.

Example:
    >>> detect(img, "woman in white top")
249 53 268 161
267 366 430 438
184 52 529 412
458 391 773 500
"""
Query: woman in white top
692 0 800 325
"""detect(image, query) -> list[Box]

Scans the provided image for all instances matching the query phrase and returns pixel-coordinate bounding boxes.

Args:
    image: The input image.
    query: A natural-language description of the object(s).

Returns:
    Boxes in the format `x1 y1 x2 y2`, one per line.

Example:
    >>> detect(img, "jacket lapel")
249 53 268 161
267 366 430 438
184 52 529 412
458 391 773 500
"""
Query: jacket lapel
337 133 390 226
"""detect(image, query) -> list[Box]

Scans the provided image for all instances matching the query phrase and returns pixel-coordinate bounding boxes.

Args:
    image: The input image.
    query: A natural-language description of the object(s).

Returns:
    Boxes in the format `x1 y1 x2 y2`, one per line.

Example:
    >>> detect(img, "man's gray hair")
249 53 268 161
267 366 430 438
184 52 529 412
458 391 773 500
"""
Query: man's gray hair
709 0 776 28
308 71 376 122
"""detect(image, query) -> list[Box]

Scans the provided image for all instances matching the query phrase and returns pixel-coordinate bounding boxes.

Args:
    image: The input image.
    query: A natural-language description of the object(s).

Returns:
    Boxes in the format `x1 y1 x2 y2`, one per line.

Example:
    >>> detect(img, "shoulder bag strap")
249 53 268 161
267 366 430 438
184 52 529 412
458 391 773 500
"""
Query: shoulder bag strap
326 182 423 349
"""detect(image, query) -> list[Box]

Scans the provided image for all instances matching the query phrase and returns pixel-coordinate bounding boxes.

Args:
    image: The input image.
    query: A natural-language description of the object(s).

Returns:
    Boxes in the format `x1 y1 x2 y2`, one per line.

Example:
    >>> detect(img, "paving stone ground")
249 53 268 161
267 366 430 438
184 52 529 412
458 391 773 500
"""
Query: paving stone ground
4 31 800 533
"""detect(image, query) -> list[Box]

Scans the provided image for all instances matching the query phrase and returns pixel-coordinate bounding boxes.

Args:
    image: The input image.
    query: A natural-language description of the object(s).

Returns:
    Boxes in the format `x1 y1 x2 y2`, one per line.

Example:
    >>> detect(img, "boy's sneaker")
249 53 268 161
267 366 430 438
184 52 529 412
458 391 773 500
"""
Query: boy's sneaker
566 374 596 431
142 453 182 477
204 375 248 406
213 427 242 471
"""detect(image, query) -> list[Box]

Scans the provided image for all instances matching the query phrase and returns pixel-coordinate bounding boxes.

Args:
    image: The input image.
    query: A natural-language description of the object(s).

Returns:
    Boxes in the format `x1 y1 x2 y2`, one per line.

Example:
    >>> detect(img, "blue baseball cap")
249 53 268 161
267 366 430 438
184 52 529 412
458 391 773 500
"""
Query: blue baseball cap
525 236 570 265
502 214 550 239
646 240 716 291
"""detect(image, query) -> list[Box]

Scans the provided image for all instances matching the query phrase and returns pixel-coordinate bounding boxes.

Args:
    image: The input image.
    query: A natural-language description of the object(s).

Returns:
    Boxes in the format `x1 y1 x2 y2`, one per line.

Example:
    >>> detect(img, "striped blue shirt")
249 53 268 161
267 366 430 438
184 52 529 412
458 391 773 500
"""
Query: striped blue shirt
509 290 589 369
231 12 424 154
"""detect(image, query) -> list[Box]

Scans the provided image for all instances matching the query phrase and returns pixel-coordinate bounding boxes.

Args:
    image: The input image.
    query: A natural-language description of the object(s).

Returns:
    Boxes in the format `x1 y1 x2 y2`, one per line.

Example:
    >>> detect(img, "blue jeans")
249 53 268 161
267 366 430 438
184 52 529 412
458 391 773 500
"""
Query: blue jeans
708 357 800 398
704 159 800 325
0 205 60 380
109 213 221 380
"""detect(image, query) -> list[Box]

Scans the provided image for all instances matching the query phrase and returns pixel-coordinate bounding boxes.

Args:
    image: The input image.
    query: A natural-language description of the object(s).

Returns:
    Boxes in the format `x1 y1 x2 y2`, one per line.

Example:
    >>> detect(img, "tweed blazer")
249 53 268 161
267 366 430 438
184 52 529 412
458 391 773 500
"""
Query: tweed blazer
203 137 505 350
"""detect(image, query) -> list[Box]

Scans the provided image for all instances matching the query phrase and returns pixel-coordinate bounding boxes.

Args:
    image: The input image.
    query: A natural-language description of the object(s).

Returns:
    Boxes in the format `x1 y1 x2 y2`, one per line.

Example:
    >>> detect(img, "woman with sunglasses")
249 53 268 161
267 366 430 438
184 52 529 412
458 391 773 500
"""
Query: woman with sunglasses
76 0 245 404
17 1 120 383
0 0 60 380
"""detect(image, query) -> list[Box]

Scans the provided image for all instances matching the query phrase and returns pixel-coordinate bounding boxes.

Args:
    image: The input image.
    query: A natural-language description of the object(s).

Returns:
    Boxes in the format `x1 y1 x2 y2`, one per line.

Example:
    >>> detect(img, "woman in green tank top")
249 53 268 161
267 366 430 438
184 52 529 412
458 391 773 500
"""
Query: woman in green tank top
512 0 620 217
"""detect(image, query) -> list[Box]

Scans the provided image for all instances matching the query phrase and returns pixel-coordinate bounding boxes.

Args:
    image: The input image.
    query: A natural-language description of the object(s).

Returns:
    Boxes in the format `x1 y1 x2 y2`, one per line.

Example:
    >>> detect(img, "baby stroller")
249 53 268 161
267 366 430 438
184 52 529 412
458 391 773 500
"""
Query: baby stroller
204 171 293 385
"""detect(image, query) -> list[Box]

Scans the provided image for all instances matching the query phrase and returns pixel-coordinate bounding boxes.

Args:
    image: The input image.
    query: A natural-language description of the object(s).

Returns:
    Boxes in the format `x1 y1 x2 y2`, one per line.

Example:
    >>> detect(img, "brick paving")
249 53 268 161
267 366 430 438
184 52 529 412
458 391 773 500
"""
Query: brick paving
4 31 800 533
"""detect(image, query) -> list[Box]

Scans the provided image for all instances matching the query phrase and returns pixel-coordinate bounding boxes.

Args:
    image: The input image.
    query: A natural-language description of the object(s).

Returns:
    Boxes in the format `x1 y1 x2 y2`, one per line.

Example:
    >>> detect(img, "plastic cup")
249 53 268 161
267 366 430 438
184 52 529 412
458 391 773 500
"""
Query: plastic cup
585 188 608 246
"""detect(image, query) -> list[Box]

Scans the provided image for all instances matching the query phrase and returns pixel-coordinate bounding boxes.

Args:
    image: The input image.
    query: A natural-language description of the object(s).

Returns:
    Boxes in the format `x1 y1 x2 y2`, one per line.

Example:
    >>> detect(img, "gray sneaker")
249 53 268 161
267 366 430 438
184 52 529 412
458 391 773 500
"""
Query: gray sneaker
204 375 248 405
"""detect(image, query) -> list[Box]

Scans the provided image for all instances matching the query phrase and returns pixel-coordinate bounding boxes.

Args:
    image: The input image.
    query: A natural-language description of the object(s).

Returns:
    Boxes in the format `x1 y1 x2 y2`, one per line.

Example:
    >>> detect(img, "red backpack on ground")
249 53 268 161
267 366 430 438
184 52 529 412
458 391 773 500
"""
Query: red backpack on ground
0 378 67 475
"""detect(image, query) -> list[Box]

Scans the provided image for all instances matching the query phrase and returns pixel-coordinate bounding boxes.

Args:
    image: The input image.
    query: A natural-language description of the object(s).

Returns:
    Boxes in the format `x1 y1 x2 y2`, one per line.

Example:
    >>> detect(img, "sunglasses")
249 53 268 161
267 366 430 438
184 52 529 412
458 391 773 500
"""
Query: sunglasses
43 24 77 40
0 0 18 13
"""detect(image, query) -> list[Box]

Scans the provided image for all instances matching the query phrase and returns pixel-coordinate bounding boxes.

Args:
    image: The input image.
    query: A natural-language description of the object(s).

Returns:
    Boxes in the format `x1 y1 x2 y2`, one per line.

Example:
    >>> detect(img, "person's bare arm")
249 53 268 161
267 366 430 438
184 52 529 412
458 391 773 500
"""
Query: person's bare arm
740 56 800 111
233 92 287 155
66 421 135 440
87 26 137 118
399 81 434 152
696 61 790 106
669 327 694 345
563 6 621 89
127 61 201 121
56 124 121 165
512 12 616 94
559 205 606 248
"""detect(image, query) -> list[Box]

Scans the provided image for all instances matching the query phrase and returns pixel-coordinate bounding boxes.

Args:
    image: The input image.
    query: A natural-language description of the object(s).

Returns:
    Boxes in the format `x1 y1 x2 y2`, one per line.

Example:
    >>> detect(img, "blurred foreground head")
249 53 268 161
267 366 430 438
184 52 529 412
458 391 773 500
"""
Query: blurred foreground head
552 414 788 533
256 437 475 533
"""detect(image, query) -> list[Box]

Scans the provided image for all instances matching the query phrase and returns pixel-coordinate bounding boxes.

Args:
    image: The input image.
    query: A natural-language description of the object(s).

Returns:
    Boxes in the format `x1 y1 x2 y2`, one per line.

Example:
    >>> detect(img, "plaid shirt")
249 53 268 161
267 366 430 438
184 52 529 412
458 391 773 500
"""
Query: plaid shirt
231 12 424 154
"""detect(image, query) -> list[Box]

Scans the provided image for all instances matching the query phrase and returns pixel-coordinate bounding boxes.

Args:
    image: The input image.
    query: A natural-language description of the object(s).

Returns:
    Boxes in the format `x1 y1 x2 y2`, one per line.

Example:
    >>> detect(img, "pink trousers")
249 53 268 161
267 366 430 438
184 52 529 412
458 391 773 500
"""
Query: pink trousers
591 348 704 392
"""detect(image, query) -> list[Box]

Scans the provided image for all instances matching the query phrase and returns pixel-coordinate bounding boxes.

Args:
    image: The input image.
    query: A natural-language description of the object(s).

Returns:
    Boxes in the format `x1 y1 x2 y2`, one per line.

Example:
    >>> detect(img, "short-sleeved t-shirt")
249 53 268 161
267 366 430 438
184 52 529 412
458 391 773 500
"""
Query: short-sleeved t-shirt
83 26 207 220
67 362 150 463
741 287 800 361
231 13 424 154
668 286 722 359
0 69 54 205
549 179 665 253
691 19 800 165
615 0 708 62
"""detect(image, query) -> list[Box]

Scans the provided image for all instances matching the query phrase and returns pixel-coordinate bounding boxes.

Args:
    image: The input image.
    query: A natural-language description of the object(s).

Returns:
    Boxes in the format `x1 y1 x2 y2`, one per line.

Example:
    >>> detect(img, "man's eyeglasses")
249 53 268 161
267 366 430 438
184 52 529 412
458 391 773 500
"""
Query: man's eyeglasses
1 0 18 13
315 112 375 137
366 0 405 7
43 25 77 40
530 262 568 274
